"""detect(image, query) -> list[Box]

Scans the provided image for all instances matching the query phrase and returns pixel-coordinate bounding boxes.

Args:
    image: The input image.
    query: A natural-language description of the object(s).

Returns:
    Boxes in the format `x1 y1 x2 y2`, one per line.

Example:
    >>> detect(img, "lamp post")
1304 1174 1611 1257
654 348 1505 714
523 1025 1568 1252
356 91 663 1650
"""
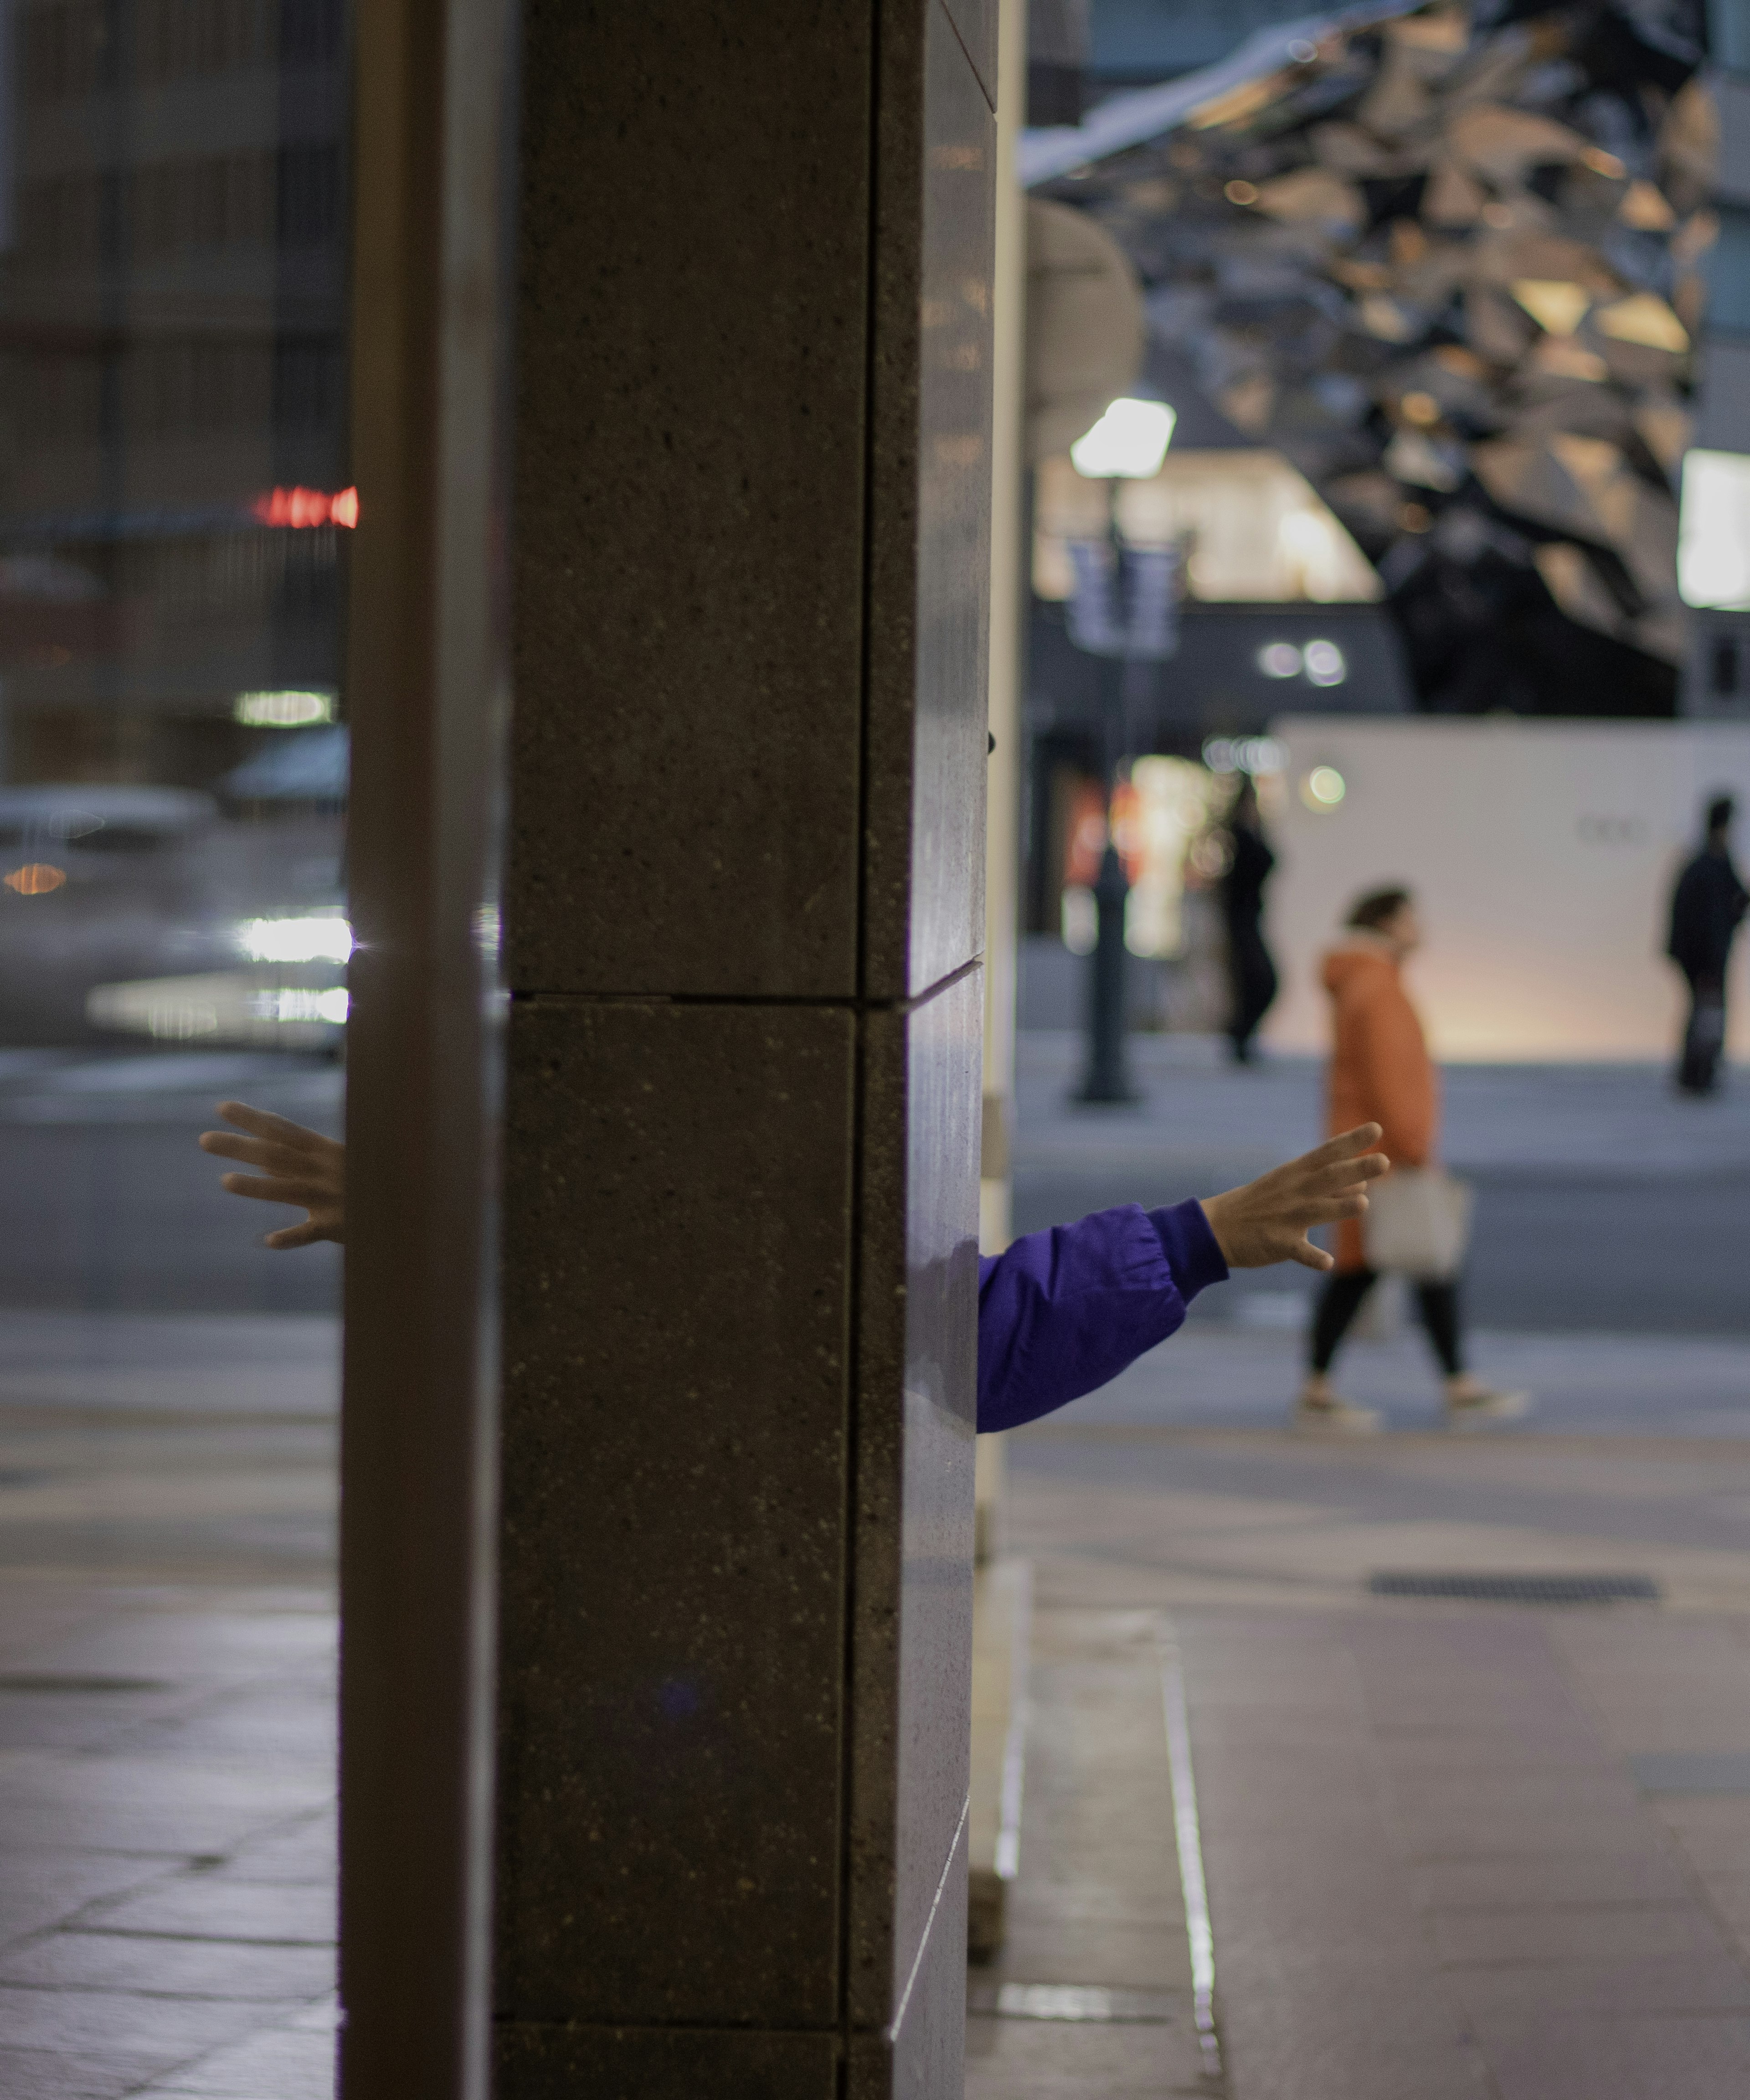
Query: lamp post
1059 396 1178 1105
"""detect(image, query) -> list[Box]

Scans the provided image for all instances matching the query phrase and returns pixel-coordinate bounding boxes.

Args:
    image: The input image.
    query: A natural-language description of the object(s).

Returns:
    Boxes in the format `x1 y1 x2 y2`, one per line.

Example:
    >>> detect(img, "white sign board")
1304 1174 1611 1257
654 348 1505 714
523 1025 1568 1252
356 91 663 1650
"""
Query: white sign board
1263 717 1750 1063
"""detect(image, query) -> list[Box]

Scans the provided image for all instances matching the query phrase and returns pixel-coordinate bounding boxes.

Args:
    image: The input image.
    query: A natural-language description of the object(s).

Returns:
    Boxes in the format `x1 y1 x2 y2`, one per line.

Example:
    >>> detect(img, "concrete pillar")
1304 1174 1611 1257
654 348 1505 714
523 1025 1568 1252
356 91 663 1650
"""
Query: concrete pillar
494 5 995 2093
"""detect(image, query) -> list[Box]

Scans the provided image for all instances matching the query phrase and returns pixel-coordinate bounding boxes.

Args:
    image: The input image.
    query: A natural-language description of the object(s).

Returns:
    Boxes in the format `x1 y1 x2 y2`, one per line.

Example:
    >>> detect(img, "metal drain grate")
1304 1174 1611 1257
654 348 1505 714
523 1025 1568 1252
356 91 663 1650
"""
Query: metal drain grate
1368 1572 1660 1605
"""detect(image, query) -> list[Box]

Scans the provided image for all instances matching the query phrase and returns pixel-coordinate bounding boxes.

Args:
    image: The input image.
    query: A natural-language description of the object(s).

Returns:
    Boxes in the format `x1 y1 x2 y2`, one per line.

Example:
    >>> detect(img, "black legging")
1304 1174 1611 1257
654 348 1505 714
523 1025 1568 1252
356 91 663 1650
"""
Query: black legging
1226 919 1278 1062
1310 1268 1463 1378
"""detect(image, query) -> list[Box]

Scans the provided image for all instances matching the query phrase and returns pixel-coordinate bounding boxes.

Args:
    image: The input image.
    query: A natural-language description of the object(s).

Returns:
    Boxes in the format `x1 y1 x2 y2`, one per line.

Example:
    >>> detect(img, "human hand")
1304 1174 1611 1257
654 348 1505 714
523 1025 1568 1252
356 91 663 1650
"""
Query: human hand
198 1102 346 1249
1199 1123 1387 1272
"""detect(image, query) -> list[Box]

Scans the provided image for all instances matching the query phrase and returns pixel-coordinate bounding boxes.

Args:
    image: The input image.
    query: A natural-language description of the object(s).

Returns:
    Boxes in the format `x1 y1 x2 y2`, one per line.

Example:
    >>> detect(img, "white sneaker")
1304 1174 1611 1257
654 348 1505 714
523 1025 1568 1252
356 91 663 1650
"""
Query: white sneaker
1444 1383 1530 1426
1293 1388 1382 1434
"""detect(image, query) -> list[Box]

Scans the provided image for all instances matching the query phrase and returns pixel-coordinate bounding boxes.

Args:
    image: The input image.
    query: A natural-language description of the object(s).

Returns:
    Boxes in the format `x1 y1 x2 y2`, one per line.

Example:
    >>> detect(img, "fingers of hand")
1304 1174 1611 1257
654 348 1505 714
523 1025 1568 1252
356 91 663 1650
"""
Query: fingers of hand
1289 1238 1335 1271
219 1171 331 1207
216 1100 307 1140
1323 1122 1385 1159
263 1222 324 1250
216 1101 336 1152
200 1132 309 1171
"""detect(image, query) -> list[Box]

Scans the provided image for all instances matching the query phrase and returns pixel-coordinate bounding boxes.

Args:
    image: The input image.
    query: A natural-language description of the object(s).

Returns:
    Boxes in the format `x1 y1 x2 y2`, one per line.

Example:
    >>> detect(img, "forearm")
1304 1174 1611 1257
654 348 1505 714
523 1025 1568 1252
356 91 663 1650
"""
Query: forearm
976 1198 1227 1434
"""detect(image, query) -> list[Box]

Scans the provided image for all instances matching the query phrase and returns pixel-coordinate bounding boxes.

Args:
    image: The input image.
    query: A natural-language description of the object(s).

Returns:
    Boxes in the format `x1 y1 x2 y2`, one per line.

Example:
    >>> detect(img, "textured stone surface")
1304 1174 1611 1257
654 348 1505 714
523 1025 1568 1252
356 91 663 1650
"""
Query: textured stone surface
496 2023 839 2098
939 0 998 110
864 0 994 999
497 1000 854 2027
1002 1414 1750 2099
509 0 871 1000
849 971 981 2046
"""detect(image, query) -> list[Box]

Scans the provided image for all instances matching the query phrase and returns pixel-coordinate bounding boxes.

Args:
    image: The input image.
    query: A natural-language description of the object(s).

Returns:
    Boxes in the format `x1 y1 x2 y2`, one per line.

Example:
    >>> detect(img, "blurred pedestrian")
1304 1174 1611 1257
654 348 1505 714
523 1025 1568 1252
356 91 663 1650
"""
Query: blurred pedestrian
1666 794 1747 1097
1296 886 1524 1432
1220 774 1277 1064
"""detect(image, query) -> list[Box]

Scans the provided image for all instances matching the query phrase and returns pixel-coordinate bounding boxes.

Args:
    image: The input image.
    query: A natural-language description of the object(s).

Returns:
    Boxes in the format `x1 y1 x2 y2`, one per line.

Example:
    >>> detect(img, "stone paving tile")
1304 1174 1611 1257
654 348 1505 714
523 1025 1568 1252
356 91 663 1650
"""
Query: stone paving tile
0 2043 166 2098
135 2017 336 2099
1219 1979 1488 2100
0 1685 196 1755
0 1981 304 2061
1410 1852 1696 1910
1453 1949 1750 2018
208 1811 335 1887
1002 1883 1177 1926
1686 1868 1750 1924
0 1855 174 1950
1430 1903 1736 1968
113 1688 336 1764
0 1747 332 1812
1390 1801 1686 1859
1477 2013 1750 2100
964 2012 1210 2098
10 1613 333 1685
82 1875 335 1945
1370 1721 1616 1771
995 1916 1190 1993
0 1926 335 1997
968 1606 1209 2094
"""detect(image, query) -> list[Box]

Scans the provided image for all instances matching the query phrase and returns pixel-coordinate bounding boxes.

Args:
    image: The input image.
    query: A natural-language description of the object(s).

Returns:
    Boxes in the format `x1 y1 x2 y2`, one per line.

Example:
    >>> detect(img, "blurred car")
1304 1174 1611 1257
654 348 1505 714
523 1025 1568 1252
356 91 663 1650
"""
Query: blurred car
0 769 347 1048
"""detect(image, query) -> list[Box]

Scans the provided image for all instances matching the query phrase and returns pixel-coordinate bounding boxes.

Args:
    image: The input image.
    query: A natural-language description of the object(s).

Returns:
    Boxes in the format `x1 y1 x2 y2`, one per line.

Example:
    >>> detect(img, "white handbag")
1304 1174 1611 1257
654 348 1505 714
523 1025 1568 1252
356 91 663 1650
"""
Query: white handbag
1362 1166 1473 1281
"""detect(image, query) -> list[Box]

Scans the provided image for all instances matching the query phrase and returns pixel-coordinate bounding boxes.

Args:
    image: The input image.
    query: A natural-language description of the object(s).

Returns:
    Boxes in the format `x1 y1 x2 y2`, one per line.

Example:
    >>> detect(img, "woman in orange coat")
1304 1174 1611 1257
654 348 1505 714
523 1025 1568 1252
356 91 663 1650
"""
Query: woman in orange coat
1297 886 1523 1431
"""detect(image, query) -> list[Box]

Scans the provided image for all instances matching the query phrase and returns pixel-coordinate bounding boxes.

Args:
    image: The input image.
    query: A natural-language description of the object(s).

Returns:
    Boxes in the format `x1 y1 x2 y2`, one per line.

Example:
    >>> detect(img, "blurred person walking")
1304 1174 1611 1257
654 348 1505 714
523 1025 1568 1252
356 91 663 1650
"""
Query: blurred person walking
1297 886 1524 1432
1667 794 1747 1097
1221 775 1277 1064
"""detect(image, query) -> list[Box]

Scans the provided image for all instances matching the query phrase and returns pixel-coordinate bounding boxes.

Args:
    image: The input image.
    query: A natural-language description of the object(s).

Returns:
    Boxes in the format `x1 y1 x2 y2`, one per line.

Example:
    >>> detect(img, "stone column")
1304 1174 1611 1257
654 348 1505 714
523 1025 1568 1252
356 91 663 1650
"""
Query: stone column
494 4 995 2093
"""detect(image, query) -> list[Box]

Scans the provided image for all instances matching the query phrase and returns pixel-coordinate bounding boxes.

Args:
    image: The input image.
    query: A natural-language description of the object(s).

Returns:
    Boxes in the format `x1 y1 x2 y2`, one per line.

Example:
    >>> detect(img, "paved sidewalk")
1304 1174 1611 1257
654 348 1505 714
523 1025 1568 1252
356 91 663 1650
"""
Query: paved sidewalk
966 1606 1214 2098
1013 1032 1750 1336
0 1313 337 2099
1076 1323 1750 1439
1005 1420 1750 2100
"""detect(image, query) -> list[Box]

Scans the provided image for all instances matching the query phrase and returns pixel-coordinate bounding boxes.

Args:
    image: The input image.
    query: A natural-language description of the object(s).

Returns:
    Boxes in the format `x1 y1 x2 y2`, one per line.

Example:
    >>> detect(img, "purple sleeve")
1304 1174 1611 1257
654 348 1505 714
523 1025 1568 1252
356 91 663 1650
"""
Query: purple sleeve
975 1197 1228 1433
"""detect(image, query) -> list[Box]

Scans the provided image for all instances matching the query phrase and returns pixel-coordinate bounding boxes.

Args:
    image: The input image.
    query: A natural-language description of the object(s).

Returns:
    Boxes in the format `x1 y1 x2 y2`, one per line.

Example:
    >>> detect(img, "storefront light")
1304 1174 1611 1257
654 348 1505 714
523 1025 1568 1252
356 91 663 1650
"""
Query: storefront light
237 915 354 964
250 988 351 1025
1678 450 1750 608
234 689 336 727
1258 642 1302 678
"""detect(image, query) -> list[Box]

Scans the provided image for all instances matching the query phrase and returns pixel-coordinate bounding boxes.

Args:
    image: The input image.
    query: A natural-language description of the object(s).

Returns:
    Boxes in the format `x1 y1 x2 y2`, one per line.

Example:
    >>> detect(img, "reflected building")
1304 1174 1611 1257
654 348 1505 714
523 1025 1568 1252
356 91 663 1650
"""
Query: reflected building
0 0 350 1044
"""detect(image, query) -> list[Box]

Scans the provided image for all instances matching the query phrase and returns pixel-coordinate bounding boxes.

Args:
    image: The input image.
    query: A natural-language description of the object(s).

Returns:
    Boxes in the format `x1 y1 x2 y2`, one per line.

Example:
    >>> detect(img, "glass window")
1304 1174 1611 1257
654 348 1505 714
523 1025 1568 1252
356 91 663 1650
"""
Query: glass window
0 4 347 2084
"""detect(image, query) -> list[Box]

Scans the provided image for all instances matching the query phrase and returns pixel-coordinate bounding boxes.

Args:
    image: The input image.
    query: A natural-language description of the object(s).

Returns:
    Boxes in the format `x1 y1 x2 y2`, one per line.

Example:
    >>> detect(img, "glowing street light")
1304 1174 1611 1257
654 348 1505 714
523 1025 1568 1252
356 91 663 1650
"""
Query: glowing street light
1071 397 1176 480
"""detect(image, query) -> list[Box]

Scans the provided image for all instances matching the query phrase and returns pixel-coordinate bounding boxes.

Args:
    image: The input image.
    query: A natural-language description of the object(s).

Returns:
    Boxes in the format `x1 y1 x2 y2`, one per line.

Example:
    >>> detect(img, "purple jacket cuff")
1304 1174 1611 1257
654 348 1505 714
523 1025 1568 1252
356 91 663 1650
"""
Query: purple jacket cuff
1149 1198 1228 1300
975 1196 1229 1434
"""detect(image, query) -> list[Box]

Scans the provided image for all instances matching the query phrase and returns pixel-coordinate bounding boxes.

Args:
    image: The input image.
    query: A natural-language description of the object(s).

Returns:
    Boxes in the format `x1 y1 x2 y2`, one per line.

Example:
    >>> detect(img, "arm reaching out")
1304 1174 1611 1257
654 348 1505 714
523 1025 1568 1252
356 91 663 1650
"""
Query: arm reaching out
1199 1122 1387 1272
198 1102 345 1249
976 1125 1389 1432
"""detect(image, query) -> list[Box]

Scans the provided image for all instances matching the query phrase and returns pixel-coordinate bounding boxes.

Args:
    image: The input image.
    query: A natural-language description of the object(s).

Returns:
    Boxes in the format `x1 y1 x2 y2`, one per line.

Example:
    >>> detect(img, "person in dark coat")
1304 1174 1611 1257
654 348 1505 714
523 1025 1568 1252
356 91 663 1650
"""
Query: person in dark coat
1667 794 1748 1096
1220 775 1279 1064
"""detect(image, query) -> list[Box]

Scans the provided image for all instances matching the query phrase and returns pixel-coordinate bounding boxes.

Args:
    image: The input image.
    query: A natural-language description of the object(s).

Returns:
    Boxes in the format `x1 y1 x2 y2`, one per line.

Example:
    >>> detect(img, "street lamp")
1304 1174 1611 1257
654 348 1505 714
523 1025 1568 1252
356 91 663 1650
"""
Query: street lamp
1062 398 1179 1105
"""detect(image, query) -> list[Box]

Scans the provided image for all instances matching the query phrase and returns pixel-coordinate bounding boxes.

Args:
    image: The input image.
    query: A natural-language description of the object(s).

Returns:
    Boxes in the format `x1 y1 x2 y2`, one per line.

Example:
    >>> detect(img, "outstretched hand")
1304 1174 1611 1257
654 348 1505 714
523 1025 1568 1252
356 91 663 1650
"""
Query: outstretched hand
198 1102 346 1249
1199 1123 1387 1273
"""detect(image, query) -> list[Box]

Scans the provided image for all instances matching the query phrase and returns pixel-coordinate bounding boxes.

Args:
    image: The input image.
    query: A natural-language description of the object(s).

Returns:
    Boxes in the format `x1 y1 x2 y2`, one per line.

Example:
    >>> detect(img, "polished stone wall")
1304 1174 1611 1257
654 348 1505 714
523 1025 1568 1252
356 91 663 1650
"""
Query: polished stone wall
497 2 994 2090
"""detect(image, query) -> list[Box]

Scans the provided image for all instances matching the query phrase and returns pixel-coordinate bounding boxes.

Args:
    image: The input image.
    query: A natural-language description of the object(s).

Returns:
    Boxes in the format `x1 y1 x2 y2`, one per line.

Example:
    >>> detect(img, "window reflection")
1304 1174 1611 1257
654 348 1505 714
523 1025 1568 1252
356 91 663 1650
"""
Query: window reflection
0 6 348 2088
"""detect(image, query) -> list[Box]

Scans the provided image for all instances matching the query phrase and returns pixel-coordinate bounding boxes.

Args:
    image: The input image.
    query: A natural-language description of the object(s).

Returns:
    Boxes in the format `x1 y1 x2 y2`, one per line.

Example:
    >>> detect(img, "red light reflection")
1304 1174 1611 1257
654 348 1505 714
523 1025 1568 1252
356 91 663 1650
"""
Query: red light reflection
251 486 359 529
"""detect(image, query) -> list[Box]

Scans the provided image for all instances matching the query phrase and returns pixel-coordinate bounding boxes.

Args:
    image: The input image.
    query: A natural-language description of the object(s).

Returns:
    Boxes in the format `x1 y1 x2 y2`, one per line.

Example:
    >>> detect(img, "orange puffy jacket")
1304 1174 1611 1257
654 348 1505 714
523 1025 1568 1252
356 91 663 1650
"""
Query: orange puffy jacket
1322 935 1438 1273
